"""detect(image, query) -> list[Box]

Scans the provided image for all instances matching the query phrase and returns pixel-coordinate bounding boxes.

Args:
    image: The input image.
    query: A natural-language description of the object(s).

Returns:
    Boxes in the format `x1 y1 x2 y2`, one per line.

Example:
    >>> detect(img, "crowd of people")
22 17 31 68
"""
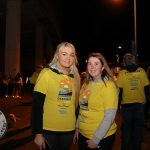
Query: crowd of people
2 72 23 98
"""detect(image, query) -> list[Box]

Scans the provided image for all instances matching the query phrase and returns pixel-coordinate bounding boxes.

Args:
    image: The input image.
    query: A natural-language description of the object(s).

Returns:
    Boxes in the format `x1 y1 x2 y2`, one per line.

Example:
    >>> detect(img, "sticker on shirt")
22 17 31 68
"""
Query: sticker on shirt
80 90 90 112
58 79 72 103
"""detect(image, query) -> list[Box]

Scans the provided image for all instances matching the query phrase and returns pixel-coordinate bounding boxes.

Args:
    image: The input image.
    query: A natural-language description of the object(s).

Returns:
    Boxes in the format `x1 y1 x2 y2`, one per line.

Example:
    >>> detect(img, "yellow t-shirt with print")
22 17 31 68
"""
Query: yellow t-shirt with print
34 68 76 131
79 80 118 139
117 67 149 104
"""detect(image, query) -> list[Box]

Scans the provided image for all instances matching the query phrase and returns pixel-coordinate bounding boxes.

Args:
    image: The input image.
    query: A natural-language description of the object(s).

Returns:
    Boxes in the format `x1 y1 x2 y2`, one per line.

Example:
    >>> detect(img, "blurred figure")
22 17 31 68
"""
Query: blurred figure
2 75 8 97
29 65 43 97
13 73 23 98
80 71 86 87
144 66 150 127
8 76 14 97
117 53 150 150
108 63 117 80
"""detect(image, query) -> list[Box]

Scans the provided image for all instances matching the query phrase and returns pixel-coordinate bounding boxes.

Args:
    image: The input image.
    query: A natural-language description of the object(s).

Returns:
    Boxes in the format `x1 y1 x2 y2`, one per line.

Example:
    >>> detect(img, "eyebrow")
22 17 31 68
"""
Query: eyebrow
61 52 74 55
88 61 100 63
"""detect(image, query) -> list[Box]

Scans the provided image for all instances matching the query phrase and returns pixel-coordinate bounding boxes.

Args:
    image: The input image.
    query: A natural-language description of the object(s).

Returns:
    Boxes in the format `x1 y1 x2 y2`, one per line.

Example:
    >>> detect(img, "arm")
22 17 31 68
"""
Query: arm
92 109 117 144
118 88 123 110
31 91 46 150
144 84 150 102
31 91 45 133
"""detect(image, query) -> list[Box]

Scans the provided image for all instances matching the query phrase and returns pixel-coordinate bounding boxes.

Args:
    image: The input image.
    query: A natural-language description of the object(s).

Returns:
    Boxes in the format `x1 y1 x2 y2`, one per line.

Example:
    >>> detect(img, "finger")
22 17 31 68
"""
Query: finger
86 140 89 143
43 142 45 149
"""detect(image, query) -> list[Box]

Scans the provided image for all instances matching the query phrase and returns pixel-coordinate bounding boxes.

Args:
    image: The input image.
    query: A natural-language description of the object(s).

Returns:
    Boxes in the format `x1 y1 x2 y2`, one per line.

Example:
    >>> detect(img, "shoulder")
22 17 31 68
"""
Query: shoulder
137 67 146 72
105 80 116 87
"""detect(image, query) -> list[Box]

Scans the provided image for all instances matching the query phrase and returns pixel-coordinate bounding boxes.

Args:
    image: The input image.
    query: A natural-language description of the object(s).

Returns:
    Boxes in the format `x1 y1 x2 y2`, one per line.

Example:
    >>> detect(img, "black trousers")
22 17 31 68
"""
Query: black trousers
78 132 116 150
43 132 74 150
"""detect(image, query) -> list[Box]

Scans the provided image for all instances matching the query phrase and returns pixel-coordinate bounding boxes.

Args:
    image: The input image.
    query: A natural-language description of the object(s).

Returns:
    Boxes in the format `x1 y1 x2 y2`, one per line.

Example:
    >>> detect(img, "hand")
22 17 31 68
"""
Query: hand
117 109 122 116
73 128 79 144
86 139 98 149
34 134 45 150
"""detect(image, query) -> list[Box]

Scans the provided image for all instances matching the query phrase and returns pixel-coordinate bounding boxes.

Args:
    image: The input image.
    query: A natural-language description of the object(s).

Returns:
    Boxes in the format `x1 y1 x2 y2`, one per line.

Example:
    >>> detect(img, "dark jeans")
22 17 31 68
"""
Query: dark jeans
14 83 22 96
43 132 74 150
121 103 145 150
78 132 116 150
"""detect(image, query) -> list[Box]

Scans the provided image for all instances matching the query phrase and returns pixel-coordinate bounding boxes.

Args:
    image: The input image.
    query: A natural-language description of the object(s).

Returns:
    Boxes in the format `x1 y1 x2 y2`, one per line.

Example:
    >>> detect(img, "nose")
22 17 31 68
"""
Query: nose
67 55 71 60
91 64 95 68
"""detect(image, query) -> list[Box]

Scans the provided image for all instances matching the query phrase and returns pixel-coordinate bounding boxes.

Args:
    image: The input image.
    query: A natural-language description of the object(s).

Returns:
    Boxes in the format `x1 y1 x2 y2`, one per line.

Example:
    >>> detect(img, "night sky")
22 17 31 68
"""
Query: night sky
62 0 150 72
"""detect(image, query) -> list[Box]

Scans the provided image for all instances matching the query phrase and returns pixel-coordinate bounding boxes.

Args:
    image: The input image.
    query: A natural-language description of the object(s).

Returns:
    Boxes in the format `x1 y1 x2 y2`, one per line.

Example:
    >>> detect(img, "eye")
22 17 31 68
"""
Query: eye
70 54 75 57
87 62 91 66
62 53 67 56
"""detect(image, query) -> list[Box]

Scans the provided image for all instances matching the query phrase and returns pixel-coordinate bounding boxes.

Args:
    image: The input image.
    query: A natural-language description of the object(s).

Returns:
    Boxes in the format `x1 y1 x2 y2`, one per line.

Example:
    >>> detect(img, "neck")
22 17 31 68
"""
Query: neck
93 76 101 82
57 65 69 75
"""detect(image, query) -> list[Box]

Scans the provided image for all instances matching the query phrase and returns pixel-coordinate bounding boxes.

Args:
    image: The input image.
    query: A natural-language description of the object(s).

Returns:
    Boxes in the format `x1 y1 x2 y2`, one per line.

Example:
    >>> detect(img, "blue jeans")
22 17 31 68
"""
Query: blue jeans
121 103 145 150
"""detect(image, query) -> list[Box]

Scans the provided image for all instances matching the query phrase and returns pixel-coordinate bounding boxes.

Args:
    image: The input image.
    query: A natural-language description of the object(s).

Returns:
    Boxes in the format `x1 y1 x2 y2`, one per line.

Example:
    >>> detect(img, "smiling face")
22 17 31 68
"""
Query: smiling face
57 46 75 74
87 56 104 81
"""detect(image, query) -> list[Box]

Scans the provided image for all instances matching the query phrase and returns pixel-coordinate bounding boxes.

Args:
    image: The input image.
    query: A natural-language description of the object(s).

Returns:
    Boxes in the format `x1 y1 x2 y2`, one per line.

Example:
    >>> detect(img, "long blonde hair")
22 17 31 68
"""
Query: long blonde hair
81 53 119 92
51 42 80 109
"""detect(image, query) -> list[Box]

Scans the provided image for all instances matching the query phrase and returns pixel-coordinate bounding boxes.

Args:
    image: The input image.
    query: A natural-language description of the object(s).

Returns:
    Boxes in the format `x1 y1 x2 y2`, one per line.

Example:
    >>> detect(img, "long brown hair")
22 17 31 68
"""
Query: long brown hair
81 53 119 92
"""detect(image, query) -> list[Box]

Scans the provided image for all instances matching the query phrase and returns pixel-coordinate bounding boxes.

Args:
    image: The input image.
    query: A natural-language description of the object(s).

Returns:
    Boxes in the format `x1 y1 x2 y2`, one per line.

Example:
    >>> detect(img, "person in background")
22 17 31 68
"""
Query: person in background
74 53 119 150
117 53 150 150
8 76 14 97
108 63 117 80
31 42 80 150
144 66 150 127
80 72 86 87
2 75 8 97
13 73 23 98
29 65 43 97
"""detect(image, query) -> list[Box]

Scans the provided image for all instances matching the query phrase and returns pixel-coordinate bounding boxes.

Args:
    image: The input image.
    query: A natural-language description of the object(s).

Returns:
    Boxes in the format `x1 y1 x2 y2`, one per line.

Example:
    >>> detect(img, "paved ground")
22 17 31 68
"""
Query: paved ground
0 90 150 150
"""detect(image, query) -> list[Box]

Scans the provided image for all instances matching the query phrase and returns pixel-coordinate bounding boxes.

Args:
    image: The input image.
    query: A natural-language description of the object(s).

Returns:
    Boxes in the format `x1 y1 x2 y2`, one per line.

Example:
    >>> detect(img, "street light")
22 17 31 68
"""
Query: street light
131 0 137 59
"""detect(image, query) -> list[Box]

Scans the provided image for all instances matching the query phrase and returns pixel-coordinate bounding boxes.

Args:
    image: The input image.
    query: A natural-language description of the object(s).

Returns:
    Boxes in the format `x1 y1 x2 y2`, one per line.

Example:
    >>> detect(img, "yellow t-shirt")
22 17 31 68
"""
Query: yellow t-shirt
30 72 38 84
79 80 118 139
34 68 76 131
117 67 150 104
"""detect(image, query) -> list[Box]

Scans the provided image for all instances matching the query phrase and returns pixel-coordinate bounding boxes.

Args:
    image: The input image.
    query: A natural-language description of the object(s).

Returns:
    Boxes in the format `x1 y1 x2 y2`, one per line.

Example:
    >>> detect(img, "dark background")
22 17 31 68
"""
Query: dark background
62 0 150 72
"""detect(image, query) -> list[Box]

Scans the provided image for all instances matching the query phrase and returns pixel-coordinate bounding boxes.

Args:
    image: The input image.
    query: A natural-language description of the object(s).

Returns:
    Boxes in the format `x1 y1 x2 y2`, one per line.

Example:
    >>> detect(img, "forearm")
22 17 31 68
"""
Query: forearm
92 109 117 144
31 91 46 134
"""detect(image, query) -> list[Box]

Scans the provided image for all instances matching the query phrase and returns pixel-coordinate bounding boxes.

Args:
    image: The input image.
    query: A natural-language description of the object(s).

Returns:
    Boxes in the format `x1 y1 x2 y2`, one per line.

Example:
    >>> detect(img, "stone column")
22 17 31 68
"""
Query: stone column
35 27 44 68
5 0 22 77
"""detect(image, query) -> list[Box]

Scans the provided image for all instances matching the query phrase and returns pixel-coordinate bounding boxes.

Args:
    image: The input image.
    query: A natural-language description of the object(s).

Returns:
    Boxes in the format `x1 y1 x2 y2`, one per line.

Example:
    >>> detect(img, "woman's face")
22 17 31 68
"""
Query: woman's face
57 46 75 71
87 56 104 80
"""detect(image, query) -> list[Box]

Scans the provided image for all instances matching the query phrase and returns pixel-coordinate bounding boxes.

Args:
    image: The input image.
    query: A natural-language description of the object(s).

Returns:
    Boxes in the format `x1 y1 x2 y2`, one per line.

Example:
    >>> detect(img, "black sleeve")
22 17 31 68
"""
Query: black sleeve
144 84 150 102
118 88 123 109
31 91 46 134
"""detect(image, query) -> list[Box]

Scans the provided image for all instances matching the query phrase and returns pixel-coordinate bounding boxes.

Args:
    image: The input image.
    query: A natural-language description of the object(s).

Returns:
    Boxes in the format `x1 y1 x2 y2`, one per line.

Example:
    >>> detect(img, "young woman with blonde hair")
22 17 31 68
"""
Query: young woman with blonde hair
31 42 80 150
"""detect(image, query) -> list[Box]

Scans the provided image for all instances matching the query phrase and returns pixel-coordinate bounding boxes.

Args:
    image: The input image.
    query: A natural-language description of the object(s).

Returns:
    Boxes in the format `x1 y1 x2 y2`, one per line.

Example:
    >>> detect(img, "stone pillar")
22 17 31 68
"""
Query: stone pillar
35 27 44 68
5 0 22 77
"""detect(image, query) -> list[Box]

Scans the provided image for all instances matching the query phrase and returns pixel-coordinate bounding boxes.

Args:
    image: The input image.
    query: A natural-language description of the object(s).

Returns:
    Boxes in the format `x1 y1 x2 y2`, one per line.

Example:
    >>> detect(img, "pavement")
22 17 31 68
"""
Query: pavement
0 89 150 150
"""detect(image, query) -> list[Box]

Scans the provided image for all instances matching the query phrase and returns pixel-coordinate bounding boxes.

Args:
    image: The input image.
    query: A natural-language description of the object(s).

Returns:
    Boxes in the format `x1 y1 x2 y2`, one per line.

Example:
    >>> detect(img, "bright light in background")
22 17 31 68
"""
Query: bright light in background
118 46 122 49
106 0 125 7
108 0 123 3
110 0 120 2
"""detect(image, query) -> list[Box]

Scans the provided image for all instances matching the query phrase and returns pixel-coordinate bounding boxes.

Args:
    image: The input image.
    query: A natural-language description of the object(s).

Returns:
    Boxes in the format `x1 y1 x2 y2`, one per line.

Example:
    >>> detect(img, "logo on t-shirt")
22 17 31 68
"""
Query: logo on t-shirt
80 90 90 110
58 79 72 102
